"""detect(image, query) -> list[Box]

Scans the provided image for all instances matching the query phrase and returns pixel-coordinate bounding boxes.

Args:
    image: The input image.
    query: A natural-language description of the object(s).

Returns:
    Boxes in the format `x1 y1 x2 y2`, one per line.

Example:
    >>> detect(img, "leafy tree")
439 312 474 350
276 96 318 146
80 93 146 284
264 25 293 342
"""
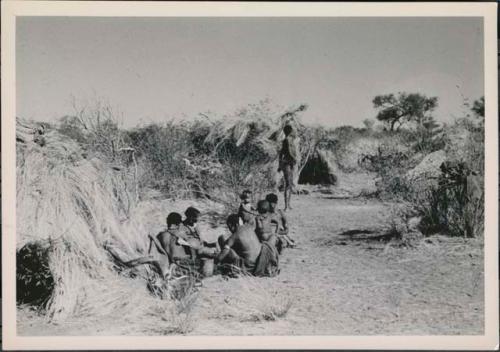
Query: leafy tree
373 93 438 131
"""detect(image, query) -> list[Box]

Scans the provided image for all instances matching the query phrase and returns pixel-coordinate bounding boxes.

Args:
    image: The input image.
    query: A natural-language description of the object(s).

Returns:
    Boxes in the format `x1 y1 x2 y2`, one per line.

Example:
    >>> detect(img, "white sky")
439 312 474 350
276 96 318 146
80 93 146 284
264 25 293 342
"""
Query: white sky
17 17 484 128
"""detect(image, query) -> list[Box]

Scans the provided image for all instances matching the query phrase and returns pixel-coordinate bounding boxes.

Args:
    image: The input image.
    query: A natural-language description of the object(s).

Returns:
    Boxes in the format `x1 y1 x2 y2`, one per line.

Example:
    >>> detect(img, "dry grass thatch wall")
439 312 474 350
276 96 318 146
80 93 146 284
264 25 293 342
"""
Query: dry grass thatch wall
16 119 178 325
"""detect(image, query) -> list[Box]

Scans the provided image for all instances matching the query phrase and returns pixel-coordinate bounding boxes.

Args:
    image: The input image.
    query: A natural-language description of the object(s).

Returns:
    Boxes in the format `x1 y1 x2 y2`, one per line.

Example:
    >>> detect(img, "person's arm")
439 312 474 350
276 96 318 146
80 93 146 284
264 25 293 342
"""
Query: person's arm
288 138 298 164
243 203 258 215
192 224 202 239
189 238 204 251
216 233 235 263
278 140 286 170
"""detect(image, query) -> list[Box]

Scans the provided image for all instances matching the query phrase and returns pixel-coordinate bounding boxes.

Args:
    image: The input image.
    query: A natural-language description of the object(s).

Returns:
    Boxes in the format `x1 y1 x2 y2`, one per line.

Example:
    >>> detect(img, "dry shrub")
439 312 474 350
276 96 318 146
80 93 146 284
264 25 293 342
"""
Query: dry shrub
58 99 322 204
444 117 484 176
57 97 126 164
333 126 379 172
410 117 484 238
415 161 484 238
355 113 484 238
334 127 415 174
147 275 199 335
124 122 193 195
359 141 415 200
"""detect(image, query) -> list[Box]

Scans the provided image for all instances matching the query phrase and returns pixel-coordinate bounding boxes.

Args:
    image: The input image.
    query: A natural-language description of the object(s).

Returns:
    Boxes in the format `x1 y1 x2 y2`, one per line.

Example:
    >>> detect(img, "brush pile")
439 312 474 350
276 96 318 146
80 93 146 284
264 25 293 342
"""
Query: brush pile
16 118 179 326
196 103 331 195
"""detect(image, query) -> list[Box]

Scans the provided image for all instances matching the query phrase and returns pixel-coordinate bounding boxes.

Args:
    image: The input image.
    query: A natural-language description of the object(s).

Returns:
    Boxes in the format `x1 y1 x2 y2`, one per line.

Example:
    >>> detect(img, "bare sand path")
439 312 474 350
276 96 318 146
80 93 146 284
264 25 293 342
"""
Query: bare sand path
193 193 484 335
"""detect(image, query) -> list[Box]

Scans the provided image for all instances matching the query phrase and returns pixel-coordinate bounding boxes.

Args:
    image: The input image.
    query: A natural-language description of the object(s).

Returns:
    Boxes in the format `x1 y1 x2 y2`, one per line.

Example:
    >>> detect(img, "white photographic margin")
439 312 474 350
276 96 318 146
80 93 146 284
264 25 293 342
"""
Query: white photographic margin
1 1 498 350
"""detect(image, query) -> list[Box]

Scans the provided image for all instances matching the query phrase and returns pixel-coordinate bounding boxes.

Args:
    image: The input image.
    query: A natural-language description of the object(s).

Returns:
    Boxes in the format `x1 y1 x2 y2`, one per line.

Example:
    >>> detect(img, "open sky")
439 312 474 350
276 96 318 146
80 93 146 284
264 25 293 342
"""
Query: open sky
17 17 484 128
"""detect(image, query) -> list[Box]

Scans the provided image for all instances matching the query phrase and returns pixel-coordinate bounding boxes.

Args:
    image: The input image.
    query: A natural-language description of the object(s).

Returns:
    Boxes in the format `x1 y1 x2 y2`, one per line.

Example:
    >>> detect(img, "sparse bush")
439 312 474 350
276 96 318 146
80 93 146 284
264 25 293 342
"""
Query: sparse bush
412 115 445 153
124 122 192 195
417 161 483 237
358 139 416 200
57 97 125 162
332 126 375 171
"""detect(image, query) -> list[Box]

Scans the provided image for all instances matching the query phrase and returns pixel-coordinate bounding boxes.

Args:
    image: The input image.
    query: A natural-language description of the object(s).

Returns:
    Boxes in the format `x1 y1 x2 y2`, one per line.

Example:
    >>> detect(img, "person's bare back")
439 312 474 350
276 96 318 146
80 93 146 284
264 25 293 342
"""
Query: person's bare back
218 223 262 272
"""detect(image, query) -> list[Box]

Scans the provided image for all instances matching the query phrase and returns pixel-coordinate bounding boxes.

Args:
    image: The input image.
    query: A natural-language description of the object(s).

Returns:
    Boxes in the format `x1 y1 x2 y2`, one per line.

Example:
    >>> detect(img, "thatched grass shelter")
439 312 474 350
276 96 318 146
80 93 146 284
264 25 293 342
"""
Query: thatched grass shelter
16 119 181 326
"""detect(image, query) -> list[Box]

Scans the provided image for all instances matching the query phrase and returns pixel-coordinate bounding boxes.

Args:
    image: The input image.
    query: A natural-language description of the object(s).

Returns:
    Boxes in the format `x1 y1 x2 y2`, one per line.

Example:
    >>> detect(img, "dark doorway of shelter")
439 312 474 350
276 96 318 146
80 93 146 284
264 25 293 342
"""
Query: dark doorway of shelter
298 153 337 185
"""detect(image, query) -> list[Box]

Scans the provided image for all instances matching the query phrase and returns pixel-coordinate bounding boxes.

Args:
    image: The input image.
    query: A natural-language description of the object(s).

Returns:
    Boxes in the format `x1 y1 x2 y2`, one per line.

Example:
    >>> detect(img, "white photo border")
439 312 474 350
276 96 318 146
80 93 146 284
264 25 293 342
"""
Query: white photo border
2 1 498 350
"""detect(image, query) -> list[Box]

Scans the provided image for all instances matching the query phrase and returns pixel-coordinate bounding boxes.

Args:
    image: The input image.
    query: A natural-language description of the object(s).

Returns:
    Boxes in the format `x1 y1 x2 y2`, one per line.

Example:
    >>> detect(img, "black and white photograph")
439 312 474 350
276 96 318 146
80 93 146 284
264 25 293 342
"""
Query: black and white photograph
2 1 498 350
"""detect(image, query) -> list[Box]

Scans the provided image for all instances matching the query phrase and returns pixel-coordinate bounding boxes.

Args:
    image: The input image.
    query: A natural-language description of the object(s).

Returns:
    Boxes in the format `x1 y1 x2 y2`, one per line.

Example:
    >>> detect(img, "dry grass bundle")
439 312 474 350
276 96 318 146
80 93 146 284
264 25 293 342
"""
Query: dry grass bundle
233 275 293 322
204 273 294 323
15 119 188 327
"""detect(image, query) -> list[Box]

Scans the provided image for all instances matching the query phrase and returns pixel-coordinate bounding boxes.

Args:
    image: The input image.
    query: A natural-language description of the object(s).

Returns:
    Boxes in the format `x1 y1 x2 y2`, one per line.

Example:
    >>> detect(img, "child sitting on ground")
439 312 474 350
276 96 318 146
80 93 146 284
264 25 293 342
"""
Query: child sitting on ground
265 193 296 249
238 189 258 225
254 200 279 249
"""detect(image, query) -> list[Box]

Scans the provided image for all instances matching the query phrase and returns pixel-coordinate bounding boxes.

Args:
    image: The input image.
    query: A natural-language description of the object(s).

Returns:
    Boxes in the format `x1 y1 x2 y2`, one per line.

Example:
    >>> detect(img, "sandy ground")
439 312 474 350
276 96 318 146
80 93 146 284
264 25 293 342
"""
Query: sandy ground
18 191 484 336
191 194 484 336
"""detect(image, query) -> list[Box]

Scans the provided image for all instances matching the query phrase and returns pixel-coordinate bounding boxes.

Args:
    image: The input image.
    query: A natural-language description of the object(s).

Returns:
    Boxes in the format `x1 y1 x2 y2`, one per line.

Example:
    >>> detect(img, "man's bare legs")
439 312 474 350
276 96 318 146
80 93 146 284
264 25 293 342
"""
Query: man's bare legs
284 183 294 211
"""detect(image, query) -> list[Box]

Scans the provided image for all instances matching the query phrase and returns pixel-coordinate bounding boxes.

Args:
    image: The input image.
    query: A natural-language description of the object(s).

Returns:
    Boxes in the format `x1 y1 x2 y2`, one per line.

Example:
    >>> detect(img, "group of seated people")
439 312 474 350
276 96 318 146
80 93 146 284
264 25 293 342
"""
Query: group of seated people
215 190 296 277
107 191 296 280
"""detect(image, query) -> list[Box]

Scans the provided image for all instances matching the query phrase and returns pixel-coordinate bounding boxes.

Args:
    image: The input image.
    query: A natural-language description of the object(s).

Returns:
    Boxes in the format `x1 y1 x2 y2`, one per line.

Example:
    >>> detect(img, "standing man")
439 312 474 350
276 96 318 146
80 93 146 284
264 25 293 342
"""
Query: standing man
278 124 298 211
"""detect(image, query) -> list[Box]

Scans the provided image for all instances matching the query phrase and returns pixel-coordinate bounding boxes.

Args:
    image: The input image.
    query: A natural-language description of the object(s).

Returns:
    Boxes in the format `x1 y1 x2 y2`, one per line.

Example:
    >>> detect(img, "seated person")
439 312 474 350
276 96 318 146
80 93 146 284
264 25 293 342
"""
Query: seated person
170 206 219 277
217 214 240 250
181 206 202 240
265 193 296 248
254 200 279 249
216 214 279 277
104 212 183 279
216 214 260 273
238 189 257 225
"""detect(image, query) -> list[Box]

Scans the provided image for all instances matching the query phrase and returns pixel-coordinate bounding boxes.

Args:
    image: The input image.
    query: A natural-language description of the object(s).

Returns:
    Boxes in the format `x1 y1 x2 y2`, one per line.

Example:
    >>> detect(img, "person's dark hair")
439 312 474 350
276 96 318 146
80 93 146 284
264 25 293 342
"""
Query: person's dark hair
185 206 201 219
265 193 278 204
240 189 252 200
226 214 240 228
257 200 270 214
283 124 293 136
166 212 182 227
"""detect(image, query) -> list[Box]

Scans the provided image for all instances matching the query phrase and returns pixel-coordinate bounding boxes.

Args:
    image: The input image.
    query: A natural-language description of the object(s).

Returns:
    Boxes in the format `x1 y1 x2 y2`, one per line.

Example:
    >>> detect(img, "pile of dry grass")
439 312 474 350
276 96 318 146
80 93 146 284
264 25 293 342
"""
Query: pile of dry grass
199 273 294 323
15 119 189 328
